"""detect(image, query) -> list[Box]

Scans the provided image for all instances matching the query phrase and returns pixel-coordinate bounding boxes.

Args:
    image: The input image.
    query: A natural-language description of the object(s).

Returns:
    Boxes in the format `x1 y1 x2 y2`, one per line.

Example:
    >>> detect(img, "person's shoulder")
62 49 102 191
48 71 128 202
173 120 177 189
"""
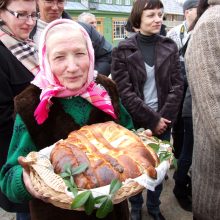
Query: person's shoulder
14 84 40 112
157 35 179 52
167 23 183 37
96 74 115 86
197 6 220 27
0 41 15 62
77 21 91 31
0 41 9 54
62 11 72 19
159 35 177 45
117 34 137 49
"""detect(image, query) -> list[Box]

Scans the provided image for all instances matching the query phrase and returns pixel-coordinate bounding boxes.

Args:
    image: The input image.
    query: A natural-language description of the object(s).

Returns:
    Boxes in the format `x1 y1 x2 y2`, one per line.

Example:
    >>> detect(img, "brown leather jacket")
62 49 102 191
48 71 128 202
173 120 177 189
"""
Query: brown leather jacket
111 34 184 131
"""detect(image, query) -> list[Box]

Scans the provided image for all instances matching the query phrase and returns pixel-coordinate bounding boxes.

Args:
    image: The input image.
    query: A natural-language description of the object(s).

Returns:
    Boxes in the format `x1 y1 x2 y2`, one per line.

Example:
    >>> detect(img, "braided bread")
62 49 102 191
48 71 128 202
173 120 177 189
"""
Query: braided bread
50 121 159 189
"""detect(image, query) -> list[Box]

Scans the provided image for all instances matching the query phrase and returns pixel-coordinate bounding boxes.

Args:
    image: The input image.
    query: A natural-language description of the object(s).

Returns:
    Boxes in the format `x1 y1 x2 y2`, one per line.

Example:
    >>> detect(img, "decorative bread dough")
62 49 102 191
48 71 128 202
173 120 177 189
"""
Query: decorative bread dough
50 121 159 189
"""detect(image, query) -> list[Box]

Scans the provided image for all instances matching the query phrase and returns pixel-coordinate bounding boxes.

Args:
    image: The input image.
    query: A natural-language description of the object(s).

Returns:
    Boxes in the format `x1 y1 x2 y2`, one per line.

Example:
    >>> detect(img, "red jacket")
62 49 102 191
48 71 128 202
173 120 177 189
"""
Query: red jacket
111 34 184 131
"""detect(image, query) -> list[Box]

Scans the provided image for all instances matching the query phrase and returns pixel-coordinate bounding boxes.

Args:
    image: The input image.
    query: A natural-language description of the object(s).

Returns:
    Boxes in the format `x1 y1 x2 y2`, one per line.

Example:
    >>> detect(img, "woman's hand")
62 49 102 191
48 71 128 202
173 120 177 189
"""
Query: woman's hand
154 118 171 135
18 156 48 202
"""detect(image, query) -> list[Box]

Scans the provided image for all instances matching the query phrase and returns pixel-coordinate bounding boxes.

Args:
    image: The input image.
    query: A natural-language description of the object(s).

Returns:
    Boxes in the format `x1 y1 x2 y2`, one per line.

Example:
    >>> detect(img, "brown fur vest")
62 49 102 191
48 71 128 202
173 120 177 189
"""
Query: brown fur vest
15 74 120 151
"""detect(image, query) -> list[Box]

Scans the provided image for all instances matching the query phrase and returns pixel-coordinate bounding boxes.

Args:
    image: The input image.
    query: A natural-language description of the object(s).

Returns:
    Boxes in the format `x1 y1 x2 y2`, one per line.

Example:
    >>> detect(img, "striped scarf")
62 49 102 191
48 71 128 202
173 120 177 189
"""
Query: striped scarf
0 25 39 75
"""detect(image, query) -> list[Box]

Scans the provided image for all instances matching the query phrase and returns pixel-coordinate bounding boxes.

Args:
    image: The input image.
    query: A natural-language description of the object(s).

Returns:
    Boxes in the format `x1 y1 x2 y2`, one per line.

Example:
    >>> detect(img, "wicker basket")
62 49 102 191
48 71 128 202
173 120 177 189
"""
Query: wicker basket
25 152 145 210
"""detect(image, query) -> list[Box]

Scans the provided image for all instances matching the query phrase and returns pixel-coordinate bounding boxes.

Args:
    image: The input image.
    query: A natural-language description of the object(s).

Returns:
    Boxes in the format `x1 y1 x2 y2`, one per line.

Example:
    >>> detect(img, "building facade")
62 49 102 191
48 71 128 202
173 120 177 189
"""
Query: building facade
65 0 184 46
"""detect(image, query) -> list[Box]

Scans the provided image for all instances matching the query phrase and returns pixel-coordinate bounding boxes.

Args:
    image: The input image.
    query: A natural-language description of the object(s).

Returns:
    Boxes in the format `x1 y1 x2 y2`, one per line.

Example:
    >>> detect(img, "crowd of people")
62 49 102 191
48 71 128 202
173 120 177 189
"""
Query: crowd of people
0 0 219 220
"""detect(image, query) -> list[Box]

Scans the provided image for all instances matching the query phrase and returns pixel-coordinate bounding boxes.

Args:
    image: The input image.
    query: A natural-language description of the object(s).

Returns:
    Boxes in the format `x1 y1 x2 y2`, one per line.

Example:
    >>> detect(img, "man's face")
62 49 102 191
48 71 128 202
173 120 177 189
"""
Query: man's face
185 7 197 28
85 16 97 29
37 0 64 23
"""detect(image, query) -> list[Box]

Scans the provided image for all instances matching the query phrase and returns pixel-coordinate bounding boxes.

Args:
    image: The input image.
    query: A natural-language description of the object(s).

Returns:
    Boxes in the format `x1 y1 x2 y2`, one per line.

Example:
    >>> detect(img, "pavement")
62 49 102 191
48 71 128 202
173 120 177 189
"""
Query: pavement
0 167 192 220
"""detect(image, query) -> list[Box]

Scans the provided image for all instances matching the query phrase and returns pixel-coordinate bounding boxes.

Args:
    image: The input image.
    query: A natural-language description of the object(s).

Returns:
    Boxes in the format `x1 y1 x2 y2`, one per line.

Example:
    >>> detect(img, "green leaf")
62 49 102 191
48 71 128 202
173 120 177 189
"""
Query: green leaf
70 176 74 185
63 179 72 188
109 179 122 195
60 172 71 178
152 136 159 142
69 186 78 196
148 143 160 153
159 151 172 163
71 163 88 175
71 191 91 209
94 195 108 204
84 193 95 215
96 198 113 219
63 163 71 170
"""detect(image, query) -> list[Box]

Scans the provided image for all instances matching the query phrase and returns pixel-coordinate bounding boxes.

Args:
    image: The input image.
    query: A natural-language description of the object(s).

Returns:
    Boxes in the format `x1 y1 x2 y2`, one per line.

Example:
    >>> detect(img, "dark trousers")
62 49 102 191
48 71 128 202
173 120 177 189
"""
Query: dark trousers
16 212 31 220
129 130 171 214
29 199 129 220
172 114 184 159
173 117 193 195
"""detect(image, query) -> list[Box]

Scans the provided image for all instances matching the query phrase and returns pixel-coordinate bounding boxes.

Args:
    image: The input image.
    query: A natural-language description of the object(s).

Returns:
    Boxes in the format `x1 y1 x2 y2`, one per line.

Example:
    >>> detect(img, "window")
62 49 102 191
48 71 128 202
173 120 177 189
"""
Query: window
125 0 130 5
106 0 112 3
115 0 122 5
113 20 127 40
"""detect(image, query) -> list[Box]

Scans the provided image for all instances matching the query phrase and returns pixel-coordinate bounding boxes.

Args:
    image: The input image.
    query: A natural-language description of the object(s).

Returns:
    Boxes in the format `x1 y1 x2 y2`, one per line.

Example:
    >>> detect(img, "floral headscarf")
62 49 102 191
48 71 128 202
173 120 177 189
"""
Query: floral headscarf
32 19 116 124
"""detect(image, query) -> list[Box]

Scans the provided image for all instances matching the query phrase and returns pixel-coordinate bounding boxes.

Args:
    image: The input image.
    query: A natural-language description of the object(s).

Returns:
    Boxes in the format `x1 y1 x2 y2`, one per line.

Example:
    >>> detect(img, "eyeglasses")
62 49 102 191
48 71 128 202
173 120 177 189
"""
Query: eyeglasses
6 8 38 21
43 0 66 7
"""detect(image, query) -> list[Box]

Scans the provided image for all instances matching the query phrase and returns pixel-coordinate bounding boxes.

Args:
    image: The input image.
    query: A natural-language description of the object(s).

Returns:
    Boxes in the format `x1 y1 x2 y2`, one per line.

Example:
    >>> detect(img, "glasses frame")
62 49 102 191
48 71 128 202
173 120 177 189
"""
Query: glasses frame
5 8 38 21
43 0 66 7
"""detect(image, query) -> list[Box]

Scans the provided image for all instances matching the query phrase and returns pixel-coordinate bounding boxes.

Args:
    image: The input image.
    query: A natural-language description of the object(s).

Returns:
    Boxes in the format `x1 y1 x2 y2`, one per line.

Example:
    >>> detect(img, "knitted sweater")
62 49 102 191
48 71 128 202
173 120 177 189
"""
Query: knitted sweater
185 1 220 219
0 90 133 204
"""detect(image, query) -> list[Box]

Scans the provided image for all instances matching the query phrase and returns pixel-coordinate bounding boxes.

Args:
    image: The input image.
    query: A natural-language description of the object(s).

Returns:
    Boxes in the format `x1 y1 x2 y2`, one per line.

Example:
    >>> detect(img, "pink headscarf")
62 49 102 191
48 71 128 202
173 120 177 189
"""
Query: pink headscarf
32 19 116 124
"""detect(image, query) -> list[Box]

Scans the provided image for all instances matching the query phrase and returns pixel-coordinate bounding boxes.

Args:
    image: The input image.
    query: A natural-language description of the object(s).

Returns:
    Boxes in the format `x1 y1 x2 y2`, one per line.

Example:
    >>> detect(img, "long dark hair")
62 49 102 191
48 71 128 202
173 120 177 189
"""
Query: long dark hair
189 0 209 31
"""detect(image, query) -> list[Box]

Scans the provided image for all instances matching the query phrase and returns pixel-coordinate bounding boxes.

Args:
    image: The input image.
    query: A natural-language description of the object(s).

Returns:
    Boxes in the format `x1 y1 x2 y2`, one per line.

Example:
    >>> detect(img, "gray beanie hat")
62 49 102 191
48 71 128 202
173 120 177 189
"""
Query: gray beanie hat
183 0 199 12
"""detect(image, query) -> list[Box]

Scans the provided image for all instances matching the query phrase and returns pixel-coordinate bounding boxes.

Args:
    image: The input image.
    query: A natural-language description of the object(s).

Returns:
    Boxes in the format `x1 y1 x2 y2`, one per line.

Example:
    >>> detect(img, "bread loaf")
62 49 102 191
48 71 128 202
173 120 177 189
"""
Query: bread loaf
50 121 159 189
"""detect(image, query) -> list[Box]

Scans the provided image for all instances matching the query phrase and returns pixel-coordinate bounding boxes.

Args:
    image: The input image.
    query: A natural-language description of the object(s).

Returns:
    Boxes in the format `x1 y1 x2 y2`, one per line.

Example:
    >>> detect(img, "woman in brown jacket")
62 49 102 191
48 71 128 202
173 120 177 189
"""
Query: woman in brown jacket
111 0 184 219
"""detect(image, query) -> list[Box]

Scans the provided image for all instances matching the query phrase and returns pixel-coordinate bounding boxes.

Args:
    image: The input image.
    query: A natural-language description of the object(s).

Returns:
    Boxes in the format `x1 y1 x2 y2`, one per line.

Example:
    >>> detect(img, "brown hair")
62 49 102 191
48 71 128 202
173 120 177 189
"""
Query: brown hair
0 0 35 9
189 0 209 31
0 0 8 9
130 0 164 29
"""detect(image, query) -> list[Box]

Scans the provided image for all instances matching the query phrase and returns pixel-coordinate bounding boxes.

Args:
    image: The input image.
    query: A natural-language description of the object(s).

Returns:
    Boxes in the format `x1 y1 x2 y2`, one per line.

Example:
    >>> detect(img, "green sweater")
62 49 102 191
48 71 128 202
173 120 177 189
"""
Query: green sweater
0 97 133 203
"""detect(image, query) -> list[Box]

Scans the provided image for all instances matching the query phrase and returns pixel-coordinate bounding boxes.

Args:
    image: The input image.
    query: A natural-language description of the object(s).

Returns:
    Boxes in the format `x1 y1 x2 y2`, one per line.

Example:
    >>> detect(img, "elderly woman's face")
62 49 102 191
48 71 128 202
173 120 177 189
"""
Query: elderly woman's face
0 0 37 40
47 29 90 91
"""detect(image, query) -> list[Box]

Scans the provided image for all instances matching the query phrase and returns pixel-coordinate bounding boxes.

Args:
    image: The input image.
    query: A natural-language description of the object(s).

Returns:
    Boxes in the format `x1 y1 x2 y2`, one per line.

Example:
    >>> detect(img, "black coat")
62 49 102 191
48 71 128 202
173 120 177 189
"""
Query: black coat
111 34 184 131
30 11 112 76
0 41 33 212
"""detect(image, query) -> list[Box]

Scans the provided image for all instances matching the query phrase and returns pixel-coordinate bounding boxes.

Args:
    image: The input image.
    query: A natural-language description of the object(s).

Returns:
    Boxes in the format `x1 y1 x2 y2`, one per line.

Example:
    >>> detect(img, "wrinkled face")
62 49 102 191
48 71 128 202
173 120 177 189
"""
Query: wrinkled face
85 16 97 29
140 8 163 36
37 0 64 23
0 0 37 40
47 29 90 91
185 7 197 27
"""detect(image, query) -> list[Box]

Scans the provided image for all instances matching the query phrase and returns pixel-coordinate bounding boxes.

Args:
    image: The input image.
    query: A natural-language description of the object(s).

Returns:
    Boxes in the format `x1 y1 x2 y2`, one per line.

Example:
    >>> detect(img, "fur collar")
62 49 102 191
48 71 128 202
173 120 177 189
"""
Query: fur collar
15 74 120 150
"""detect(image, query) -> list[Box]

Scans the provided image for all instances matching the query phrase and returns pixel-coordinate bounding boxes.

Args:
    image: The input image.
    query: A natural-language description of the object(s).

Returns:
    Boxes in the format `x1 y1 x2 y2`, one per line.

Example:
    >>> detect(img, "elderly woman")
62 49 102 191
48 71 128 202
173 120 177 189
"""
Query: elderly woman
0 19 133 220
111 0 183 219
0 0 38 219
